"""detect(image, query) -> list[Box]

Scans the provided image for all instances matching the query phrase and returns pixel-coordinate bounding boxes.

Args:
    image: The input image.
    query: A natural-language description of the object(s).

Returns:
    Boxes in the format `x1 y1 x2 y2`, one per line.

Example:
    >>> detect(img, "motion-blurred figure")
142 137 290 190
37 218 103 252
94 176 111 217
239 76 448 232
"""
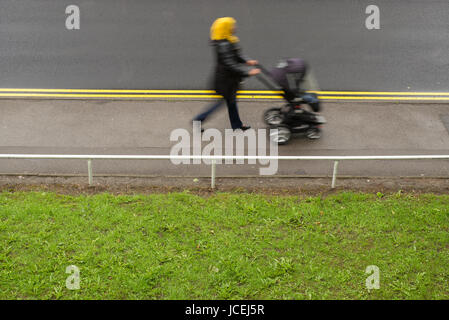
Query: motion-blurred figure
194 17 260 131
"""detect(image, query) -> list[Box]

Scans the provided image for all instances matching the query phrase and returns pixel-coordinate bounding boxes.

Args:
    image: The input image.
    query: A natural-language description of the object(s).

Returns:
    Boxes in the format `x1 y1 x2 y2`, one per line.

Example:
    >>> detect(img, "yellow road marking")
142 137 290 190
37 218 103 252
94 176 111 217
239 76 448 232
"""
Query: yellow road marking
308 91 449 96
2 93 449 100
318 96 449 100
0 89 217 93
244 96 449 100
2 88 449 96
0 93 224 98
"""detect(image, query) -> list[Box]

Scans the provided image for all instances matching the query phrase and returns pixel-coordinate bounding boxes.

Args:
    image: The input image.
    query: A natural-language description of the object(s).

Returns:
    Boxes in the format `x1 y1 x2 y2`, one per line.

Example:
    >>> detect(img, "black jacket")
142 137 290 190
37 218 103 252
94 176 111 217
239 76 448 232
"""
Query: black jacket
212 40 249 98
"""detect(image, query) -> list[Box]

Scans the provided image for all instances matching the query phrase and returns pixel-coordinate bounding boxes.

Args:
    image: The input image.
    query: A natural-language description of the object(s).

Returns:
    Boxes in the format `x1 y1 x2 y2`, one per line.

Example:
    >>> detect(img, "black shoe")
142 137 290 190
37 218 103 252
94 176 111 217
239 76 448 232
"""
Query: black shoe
234 125 251 131
192 120 205 133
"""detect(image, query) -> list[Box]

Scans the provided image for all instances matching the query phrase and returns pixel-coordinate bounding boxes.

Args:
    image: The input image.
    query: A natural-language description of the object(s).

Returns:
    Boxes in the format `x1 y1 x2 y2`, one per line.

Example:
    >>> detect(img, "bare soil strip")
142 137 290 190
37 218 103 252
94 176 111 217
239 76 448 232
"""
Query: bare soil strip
1 175 448 196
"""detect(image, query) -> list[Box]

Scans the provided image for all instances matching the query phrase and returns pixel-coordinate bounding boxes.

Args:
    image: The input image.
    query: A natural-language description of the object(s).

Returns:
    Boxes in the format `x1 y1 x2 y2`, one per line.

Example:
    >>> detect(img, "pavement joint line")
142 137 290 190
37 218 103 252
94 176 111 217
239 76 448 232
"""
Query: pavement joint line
2 97 449 104
1 173 448 179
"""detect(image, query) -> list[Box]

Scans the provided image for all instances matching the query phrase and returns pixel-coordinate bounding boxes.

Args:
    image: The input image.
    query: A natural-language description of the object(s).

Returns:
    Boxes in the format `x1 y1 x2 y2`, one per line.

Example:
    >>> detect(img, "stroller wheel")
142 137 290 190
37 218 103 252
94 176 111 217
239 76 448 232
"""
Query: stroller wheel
264 108 283 125
306 127 321 140
270 125 291 145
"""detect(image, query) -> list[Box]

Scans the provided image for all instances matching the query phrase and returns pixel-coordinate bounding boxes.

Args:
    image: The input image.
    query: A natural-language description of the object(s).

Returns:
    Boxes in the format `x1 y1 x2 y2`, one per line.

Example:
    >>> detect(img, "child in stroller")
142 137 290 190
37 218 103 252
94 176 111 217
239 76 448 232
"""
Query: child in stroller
258 58 326 144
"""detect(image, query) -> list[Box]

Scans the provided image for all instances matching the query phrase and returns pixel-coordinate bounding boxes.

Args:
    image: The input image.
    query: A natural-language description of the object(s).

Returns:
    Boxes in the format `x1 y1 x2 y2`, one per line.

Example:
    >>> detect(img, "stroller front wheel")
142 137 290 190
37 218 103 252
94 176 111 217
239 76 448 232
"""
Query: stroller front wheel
306 127 321 140
269 125 291 145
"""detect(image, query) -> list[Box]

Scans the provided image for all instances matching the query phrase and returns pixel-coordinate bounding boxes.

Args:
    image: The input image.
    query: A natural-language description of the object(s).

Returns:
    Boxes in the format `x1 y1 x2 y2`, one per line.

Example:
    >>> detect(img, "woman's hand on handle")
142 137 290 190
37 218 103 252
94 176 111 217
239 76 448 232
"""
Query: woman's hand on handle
248 68 261 76
246 60 261 75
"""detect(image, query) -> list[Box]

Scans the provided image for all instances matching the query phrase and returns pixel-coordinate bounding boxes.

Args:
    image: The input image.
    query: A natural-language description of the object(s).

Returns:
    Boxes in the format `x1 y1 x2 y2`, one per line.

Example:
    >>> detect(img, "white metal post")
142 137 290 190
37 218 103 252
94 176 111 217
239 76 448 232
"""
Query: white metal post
88 159 93 186
331 160 339 188
211 160 216 189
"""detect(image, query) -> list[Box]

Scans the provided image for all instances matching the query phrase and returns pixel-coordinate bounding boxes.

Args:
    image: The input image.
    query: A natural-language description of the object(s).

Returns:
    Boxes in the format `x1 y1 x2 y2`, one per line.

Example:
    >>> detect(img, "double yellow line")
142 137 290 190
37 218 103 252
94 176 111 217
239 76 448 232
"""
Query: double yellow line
1 88 449 100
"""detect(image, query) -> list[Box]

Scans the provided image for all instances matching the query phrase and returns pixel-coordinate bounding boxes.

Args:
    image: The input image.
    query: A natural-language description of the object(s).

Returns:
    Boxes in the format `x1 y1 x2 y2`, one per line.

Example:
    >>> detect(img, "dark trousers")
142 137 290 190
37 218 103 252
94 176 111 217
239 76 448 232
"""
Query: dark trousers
194 99 224 122
224 95 243 129
194 95 243 129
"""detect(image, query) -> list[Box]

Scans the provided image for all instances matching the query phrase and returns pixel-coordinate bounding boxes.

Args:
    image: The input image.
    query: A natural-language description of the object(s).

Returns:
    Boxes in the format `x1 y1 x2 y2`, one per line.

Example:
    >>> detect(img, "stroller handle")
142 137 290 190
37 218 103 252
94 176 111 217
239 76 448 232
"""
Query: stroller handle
254 63 283 92
255 63 272 76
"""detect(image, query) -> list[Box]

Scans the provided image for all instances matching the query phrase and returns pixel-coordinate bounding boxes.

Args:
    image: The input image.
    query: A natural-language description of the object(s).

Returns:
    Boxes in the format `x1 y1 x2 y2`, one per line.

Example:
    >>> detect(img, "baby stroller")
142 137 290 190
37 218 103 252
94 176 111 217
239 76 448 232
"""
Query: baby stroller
257 58 326 145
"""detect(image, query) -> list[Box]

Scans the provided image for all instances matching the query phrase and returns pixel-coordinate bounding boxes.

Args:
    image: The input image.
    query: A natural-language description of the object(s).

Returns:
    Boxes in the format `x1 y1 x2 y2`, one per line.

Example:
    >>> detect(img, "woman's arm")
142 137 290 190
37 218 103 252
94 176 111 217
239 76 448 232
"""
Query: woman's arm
233 43 249 64
233 43 259 66
216 41 249 77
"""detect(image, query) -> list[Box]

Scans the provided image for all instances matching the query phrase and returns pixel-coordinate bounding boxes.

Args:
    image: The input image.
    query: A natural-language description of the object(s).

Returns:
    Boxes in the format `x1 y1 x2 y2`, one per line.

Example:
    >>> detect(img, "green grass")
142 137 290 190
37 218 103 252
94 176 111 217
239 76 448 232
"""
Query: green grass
0 191 448 299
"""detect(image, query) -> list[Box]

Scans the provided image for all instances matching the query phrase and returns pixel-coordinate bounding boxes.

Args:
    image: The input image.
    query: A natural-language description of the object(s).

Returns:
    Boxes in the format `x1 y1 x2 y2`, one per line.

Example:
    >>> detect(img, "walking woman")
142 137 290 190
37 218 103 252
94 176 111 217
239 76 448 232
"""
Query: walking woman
194 17 260 131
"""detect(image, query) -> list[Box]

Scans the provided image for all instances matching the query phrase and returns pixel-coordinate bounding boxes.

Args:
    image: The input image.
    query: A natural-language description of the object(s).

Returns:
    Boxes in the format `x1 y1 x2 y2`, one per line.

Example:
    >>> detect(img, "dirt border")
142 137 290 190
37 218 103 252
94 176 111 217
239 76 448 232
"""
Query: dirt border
1 175 448 196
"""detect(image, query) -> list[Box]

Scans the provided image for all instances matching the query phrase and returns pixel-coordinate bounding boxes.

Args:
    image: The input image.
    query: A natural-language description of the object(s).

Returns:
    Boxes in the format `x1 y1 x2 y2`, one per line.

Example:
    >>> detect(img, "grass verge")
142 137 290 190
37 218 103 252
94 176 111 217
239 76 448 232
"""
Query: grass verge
0 191 448 299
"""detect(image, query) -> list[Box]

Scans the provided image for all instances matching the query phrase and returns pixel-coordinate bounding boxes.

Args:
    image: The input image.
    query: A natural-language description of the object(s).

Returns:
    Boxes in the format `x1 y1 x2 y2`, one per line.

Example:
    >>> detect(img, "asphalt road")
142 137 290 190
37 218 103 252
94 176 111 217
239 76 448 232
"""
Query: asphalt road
1 0 449 91
1 99 449 178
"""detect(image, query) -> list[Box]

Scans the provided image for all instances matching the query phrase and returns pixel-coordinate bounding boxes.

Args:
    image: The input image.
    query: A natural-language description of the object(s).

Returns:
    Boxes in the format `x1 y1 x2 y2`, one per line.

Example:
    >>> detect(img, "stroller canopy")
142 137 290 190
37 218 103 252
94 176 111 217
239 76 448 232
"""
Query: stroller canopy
270 58 307 96
268 58 320 112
